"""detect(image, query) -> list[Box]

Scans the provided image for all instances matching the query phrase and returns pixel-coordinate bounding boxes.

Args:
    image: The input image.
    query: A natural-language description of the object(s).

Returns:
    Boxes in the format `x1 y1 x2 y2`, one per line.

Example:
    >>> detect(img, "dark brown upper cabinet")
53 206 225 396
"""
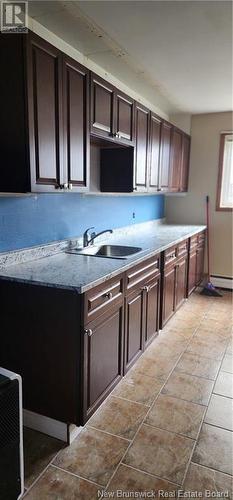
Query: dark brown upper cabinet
0 31 191 194
115 90 135 145
148 113 162 191
90 74 114 139
27 35 63 192
169 128 183 192
180 134 190 192
62 56 89 190
159 121 172 192
0 32 89 193
134 103 150 192
90 73 135 146
169 129 190 193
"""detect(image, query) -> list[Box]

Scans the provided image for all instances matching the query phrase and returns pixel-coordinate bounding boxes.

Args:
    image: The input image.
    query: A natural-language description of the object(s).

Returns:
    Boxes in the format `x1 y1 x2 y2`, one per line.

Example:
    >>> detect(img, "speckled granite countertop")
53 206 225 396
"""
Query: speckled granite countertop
0 224 205 293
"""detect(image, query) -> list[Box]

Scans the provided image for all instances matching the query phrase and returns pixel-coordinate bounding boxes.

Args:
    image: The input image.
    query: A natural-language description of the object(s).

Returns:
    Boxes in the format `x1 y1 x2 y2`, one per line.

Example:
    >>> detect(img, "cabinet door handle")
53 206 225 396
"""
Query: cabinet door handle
84 329 93 337
103 292 113 300
56 183 69 190
141 285 150 292
133 187 138 191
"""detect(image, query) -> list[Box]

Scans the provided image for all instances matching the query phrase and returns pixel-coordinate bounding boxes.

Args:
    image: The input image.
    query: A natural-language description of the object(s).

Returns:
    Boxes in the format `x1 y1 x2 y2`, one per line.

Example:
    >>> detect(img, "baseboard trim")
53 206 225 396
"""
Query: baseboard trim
23 409 82 443
210 275 233 290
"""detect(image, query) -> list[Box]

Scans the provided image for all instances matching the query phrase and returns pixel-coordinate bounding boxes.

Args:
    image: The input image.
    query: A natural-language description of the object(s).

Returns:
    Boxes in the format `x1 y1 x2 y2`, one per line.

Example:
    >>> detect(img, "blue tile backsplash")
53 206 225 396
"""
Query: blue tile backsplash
0 194 164 252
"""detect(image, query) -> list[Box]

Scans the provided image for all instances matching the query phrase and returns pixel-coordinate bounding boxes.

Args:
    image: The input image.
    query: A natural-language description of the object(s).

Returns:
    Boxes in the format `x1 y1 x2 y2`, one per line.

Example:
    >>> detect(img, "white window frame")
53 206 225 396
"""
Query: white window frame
216 132 233 211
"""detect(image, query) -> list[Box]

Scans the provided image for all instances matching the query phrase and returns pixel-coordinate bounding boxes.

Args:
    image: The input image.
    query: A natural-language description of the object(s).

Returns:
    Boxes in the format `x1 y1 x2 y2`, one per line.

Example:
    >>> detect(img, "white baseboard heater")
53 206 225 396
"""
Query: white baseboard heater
211 275 233 290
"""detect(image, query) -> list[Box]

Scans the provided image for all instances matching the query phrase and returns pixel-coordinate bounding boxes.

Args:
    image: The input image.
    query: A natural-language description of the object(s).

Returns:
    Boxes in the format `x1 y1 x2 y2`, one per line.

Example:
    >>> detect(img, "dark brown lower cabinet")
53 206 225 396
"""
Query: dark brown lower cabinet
176 256 187 309
0 281 82 425
0 235 205 430
124 274 160 373
82 302 124 423
161 243 188 328
162 264 176 326
187 249 197 295
124 288 145 372
187 231 205 295
144 276 160 348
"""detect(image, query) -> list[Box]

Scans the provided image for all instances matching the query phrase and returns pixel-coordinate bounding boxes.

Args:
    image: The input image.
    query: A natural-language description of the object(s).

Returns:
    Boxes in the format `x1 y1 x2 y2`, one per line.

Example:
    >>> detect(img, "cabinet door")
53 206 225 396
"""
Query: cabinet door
63 56 89 190
124 288 145 372
83 304 124 422
144 276 160 348
188 250 197 295
159 121 172 191
162 265 176 325
134 103 150 192
196 245 205 286
148 114 161 191
176 257 187 310
115 90 135 145
27 34 63 191
169 128 182 192
90 73 114 139
180 135 190 192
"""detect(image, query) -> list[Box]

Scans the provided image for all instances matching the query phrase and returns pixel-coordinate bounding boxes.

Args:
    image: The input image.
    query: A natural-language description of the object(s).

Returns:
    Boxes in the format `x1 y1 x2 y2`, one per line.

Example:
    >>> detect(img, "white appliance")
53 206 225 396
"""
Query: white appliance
0 367 24 500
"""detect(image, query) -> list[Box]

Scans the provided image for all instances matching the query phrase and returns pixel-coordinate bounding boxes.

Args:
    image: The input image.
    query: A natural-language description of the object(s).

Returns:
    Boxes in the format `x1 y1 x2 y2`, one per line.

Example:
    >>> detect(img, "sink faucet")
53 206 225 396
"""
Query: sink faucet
83 227 113 247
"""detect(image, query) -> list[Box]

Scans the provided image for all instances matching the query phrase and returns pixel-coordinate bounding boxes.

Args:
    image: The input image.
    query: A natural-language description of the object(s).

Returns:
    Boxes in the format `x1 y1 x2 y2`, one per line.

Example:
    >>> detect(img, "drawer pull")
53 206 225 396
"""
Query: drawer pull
103 292 113 300
84 329 93 337
167 253 176 260
141 285 152 292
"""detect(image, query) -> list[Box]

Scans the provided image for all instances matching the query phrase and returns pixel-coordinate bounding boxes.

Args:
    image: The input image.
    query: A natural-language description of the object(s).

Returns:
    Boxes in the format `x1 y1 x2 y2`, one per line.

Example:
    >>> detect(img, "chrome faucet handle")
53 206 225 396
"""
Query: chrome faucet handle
83 227 95 247
89 231 96 245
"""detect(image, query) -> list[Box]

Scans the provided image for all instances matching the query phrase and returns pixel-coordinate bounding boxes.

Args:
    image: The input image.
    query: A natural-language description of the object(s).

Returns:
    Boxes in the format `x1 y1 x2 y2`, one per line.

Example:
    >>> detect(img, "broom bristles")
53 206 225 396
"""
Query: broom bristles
200 281 223 297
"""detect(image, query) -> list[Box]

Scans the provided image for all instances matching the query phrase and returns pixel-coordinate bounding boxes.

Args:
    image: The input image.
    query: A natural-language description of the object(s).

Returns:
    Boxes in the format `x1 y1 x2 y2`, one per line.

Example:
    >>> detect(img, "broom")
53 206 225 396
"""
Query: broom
200 195 222 297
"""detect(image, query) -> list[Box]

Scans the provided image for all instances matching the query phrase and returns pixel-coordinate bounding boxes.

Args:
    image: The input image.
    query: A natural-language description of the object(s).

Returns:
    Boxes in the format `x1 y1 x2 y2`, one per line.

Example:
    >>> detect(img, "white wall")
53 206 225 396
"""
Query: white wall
166 112 232 278
169 113 191 134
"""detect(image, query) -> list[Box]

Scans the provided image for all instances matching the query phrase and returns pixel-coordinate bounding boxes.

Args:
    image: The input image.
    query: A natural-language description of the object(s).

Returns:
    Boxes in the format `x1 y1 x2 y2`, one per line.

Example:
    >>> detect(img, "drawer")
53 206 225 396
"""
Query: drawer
190 235 198 250
164 245 177 267
126 255 160 292
84 274 124 323
177 240 188 257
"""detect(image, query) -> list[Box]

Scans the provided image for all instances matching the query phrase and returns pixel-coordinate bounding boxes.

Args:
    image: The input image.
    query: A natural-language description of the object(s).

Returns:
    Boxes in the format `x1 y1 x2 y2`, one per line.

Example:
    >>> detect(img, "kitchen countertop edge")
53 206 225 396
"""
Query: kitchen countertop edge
0 225 206 294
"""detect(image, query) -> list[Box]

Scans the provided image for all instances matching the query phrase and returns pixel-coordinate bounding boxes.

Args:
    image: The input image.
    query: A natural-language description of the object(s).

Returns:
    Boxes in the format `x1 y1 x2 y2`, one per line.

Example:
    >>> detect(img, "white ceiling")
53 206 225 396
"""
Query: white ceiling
28 1 233 115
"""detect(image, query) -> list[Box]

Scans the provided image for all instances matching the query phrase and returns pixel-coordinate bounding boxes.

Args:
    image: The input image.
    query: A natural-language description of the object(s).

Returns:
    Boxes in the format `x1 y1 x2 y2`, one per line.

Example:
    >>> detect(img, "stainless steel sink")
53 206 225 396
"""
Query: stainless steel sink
67 244 143 259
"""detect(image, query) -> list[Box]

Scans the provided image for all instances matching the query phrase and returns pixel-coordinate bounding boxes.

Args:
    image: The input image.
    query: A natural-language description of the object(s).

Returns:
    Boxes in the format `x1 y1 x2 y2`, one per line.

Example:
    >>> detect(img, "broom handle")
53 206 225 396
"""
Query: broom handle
206 195 211 282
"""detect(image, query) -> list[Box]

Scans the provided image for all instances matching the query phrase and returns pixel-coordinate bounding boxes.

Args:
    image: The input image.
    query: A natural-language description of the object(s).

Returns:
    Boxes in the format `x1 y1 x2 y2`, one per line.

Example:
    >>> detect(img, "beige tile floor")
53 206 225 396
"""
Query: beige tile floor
23 290 233 499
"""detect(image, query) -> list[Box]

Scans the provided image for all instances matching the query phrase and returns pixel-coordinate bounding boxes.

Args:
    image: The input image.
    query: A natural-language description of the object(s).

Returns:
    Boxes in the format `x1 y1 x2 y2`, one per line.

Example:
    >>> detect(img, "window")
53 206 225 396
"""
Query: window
216 133 233 211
